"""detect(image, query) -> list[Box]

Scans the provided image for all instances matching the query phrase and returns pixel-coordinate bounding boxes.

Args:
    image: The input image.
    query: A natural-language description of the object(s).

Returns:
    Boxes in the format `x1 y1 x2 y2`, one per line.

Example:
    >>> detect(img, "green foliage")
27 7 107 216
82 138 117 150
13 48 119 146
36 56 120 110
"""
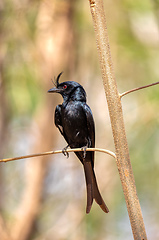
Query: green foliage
1 0 42 117
123 0 152 12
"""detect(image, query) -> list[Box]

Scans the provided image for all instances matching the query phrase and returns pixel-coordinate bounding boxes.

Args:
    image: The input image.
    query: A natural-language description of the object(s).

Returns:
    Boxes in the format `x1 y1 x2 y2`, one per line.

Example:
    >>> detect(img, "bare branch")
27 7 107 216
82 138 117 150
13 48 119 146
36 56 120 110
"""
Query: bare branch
0 148 116 163
120 81 159 98
88 0 147 239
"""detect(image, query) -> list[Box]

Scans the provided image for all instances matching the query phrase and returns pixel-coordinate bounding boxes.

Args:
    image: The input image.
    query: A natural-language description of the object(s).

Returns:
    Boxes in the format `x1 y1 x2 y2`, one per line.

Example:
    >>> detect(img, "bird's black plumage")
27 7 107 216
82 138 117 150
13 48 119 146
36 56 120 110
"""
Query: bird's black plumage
48 72 109 213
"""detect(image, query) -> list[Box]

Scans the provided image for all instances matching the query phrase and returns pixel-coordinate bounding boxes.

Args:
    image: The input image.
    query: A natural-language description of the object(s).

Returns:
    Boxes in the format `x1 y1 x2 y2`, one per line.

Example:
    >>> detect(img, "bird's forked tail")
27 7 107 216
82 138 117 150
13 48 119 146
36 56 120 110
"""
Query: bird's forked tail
83 161 109 214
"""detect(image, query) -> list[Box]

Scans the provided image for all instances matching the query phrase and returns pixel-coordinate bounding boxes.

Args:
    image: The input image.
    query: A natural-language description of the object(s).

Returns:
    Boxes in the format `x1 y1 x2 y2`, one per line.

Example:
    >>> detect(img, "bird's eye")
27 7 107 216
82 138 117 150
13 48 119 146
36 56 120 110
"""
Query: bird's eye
63 85 67 89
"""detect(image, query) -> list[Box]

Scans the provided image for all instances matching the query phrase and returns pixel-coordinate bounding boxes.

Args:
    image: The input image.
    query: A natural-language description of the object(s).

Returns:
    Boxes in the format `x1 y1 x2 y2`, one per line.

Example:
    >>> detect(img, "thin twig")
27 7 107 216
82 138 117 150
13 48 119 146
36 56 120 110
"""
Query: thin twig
0 148 116 163
120 81 159 98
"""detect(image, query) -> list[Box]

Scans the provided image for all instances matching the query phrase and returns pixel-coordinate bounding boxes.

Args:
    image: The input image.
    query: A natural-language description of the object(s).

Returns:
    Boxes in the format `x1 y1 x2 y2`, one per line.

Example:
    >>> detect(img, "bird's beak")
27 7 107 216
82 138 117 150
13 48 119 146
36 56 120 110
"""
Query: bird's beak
48 87 60 93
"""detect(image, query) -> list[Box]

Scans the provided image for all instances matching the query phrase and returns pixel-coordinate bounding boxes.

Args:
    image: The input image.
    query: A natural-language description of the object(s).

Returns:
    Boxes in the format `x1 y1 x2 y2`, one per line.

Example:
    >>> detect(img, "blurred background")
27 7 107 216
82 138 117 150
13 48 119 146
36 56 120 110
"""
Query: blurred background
0 0 159 239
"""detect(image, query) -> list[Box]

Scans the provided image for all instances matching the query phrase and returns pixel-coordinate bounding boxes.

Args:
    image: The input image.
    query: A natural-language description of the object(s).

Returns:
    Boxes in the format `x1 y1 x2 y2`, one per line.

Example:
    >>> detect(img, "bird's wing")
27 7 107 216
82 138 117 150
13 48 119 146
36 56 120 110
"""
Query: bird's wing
82 103 95 168
54 105 69 143
54 105 63 133
83 104 95 148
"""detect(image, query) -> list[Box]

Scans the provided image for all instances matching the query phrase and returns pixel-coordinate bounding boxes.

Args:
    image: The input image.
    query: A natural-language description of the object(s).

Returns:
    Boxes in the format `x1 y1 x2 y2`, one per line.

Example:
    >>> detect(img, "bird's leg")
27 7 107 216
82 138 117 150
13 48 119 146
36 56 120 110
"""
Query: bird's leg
81 138 91 159
62 144 70 158
81 145 88 159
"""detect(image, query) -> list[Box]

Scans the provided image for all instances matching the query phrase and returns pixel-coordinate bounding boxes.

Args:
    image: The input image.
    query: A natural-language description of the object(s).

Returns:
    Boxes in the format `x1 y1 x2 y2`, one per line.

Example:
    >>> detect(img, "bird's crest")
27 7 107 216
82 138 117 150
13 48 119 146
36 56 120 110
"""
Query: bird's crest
51 72 63 87
56 72 64 87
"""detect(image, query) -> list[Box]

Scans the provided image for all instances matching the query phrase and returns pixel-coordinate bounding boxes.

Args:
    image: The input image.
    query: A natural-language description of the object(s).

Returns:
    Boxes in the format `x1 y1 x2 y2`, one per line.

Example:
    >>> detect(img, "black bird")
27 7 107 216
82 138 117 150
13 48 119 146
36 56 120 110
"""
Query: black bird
48 72 109 214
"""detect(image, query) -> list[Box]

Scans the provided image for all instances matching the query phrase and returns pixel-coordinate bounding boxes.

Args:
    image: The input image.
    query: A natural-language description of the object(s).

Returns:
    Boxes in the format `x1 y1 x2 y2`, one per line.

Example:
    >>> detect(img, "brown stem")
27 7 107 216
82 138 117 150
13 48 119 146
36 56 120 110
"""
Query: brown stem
120 81 159 98
88 0 147 239
0 148 116 163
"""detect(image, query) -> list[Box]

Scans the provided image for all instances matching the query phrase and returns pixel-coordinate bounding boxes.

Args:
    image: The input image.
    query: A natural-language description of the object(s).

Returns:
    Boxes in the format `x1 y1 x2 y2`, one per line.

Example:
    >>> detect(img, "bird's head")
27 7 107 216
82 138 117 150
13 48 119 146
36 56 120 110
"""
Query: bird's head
48 72 86 102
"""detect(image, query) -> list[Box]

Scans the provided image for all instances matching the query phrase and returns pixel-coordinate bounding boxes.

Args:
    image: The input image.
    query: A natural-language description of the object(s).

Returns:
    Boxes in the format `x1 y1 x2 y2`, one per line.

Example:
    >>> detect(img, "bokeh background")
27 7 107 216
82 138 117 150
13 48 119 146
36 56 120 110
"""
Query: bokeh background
0 0 159 239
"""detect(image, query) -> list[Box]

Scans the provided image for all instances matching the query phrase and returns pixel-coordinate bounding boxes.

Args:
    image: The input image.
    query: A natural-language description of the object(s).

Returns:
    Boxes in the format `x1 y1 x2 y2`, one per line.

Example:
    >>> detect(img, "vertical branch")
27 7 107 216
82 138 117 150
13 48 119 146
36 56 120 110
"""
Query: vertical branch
88 0 147 239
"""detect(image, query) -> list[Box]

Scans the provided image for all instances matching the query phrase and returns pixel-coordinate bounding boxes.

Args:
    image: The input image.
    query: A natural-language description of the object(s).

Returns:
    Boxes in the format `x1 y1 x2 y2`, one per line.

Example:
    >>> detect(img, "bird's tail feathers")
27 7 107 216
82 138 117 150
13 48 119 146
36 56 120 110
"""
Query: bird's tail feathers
83 161 109 214
93 171 109 213
83 161 94 213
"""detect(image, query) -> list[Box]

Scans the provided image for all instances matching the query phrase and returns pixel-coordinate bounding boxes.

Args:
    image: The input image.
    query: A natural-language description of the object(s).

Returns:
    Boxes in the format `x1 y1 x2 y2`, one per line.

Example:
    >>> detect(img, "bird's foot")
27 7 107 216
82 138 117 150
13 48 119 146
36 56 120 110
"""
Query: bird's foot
81 146 87 159
62 145 69 158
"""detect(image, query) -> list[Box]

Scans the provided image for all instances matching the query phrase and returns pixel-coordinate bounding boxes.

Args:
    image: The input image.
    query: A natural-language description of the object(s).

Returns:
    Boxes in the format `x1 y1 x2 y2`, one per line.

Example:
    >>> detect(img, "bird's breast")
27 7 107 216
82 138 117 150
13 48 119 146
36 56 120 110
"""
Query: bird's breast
63 102 84 121
62 102 88 146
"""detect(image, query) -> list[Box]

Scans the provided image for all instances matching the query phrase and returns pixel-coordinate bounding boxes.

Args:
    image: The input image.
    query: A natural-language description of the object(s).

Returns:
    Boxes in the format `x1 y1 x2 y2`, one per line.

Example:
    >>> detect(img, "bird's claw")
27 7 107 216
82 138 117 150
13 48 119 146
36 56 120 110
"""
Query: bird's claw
62 146 69 158
81 146 87 159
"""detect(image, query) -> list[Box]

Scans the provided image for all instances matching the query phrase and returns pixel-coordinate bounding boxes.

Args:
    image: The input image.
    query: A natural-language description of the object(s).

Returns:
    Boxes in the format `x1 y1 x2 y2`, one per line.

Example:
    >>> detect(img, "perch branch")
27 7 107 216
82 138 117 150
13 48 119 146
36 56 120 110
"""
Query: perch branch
120 81 159 98
0 148 116 163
